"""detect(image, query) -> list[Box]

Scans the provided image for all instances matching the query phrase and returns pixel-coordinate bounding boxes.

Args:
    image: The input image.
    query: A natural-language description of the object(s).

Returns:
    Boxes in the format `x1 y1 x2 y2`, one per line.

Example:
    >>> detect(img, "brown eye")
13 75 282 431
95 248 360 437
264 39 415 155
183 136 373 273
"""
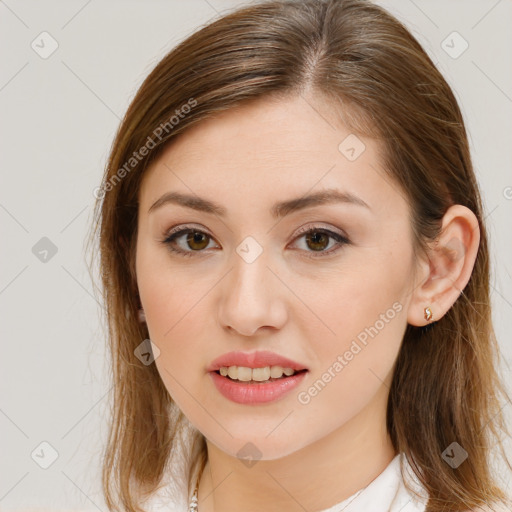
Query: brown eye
292 226 350 259
304 231 330 252
185 231 210 251
162 227 217 257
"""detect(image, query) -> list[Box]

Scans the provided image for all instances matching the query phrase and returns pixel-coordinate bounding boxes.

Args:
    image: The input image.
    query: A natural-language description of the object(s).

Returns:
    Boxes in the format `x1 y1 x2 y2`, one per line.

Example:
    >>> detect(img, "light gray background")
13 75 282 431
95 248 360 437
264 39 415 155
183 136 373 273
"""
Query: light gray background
1 0 511 510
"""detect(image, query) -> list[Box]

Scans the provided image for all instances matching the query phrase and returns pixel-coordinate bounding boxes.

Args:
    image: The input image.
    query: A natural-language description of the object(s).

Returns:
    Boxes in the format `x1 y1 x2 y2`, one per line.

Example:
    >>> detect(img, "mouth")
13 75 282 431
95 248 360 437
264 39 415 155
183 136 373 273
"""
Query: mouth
209 366 309 404
206 351 309 403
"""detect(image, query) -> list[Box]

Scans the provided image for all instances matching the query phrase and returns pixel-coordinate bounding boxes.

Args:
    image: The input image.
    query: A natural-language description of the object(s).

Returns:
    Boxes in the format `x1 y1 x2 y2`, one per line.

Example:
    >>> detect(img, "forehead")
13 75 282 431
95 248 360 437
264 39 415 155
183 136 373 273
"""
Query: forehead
155 94 367 167
138 94 405 218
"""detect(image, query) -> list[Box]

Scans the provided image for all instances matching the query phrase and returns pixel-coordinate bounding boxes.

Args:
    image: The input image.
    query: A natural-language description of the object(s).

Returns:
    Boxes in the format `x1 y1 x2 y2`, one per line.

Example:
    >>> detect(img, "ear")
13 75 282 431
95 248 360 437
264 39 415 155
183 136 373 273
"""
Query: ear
407 205 480 326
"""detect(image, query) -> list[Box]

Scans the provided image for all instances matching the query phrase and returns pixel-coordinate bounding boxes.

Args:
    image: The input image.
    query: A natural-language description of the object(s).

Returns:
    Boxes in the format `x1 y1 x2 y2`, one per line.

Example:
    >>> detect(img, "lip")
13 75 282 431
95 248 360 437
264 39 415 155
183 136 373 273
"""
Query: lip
206 350 308 372
209 370 308 404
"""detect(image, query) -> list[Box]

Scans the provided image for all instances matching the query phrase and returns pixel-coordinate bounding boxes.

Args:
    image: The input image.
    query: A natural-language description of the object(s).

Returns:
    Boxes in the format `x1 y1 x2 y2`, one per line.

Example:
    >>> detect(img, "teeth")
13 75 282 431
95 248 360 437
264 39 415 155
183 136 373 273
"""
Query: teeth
218 365 297 381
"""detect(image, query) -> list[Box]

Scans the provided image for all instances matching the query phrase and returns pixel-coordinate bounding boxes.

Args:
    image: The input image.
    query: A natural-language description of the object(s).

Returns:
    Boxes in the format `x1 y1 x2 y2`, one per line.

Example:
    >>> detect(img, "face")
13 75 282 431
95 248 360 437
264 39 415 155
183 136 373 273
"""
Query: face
135 93 419 460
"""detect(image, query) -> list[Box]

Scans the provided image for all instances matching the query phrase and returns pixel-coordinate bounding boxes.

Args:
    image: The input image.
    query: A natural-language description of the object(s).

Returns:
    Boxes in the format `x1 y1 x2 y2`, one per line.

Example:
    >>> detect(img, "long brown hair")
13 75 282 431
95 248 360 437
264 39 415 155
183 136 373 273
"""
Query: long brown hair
87 0 512 510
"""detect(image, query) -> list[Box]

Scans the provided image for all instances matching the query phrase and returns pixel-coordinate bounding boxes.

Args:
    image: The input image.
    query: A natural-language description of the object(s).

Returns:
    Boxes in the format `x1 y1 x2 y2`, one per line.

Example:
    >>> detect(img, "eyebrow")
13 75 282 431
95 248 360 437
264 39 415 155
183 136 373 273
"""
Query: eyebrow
148 188 371 218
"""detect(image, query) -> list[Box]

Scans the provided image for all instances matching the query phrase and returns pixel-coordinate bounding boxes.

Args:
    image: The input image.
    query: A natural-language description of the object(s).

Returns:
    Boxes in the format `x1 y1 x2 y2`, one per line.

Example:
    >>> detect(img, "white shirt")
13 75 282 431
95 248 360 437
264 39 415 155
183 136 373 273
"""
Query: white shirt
316 452 428 511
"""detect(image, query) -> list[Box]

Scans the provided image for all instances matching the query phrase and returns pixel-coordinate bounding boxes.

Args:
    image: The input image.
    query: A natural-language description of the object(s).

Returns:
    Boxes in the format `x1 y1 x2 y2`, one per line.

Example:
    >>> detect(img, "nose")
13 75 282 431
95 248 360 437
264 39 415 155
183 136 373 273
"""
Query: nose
217 247 288 337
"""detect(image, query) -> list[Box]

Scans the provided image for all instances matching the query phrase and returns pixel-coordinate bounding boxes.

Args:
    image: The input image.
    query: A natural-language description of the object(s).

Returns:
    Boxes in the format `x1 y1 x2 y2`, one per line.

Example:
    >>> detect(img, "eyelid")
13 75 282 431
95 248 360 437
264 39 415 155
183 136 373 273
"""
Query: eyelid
293 222 348 239
163 223 214 240
162 222 347 241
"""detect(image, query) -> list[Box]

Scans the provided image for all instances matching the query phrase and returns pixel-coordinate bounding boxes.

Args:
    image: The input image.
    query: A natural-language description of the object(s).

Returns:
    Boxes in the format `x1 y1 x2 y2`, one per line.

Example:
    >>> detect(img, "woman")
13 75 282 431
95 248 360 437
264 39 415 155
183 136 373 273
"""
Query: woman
88 0 512 510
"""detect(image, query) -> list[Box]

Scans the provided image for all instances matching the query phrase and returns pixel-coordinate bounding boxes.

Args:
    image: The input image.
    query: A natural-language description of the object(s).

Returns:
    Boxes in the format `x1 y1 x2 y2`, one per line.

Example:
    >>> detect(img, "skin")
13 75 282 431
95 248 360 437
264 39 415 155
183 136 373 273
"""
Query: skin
135 93 480 512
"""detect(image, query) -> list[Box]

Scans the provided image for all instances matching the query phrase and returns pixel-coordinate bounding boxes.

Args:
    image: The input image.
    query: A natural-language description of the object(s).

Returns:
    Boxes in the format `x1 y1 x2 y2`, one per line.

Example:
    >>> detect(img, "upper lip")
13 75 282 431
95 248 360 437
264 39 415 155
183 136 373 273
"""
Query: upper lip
207 350 308 372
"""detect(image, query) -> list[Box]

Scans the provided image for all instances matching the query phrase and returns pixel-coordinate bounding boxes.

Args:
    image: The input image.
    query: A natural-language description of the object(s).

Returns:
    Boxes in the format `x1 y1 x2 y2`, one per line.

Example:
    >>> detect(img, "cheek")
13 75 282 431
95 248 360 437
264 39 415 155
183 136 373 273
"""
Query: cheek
137 236 200 330
136 245 219 393
137 261 213 412
293 269 408 427
299 246 411 383
138 267 208 353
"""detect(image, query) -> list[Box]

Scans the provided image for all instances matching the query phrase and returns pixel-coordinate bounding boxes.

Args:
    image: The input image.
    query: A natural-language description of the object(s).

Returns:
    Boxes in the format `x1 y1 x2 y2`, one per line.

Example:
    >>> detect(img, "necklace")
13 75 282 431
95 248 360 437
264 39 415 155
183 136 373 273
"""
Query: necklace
186 486 390 512
188 481 199 512
187 485 404 512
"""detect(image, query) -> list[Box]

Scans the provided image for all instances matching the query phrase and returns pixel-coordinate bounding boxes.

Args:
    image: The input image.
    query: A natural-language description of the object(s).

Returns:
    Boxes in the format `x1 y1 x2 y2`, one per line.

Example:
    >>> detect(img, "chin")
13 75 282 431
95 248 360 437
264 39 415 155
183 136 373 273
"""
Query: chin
205 428 308 463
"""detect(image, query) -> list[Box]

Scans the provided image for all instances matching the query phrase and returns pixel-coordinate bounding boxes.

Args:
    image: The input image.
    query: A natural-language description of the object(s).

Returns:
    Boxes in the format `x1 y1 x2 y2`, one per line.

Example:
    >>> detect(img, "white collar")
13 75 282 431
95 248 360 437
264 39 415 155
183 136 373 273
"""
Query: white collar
317 452 429 512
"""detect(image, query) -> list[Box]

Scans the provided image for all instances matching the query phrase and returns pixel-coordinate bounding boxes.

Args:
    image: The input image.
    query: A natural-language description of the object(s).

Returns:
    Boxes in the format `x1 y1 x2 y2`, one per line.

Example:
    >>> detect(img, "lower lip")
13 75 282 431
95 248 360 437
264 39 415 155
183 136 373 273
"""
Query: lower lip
209 370 308 404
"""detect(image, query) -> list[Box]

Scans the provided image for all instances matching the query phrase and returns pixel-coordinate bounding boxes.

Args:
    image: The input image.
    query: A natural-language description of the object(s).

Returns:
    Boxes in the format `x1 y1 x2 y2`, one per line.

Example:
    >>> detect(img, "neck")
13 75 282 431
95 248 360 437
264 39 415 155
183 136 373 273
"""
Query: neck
196 385 397 512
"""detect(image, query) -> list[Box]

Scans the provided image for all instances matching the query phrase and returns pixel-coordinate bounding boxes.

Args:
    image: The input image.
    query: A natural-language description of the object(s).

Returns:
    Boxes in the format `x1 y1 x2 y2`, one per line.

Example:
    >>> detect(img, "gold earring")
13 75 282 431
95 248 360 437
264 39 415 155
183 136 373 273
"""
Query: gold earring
424 306 433 322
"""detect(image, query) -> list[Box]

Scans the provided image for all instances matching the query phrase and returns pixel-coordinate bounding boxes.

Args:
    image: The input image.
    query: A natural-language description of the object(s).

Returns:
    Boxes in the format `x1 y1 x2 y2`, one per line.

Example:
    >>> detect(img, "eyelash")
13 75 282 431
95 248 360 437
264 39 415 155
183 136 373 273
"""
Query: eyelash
160 224 350 259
